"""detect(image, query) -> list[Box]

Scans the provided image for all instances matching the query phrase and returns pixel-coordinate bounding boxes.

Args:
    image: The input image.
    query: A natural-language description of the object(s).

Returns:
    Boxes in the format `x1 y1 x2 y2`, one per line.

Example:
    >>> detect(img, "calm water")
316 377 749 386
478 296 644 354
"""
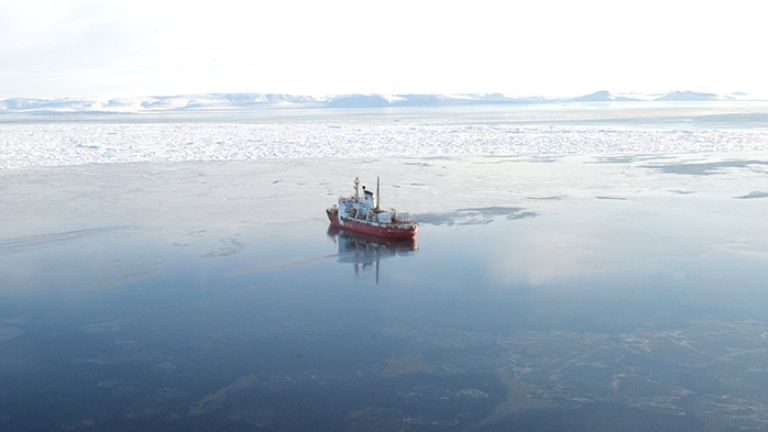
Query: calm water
1 155 768 431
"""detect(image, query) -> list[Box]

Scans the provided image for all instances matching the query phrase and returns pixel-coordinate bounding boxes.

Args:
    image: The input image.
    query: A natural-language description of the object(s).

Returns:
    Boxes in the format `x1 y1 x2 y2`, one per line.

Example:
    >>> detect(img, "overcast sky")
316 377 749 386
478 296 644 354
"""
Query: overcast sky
1 0 766 99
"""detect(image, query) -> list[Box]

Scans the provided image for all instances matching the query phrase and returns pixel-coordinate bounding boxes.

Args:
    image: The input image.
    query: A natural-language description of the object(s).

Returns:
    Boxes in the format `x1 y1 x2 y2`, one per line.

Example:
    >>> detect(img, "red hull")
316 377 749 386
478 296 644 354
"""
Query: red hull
326 209 417 239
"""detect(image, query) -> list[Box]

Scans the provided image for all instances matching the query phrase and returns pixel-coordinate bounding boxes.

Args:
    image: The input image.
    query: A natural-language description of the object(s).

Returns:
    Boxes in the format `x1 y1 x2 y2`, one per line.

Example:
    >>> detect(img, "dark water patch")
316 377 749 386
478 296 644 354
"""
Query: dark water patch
735 191 768 199
202 237 246 258
477 402 728 432
642 160 768 175
595 196 628 201
527 195 565 200
421 156 454 161
415 207 537 226
0 326 24 342
669 189 696 195
230 254 337 275
0 227 129 254
692 112 768 125
593 155 637 164
182 370 502 431
524 155 561 163
592 154 680 164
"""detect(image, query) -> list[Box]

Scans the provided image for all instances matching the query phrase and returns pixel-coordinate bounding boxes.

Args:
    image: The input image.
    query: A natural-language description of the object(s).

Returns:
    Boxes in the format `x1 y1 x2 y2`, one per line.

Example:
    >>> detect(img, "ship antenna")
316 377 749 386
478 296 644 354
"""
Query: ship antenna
376 176 381 210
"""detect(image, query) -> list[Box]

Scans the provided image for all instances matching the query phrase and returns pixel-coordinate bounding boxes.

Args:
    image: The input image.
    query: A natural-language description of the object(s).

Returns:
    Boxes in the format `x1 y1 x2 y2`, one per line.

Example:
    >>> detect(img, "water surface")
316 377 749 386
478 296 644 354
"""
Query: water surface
1 155 767 431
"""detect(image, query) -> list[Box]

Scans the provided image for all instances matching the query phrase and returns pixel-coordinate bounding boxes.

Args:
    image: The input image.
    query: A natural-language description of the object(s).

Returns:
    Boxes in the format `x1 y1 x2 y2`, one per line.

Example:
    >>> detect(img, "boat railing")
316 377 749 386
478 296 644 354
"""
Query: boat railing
394 212 411 222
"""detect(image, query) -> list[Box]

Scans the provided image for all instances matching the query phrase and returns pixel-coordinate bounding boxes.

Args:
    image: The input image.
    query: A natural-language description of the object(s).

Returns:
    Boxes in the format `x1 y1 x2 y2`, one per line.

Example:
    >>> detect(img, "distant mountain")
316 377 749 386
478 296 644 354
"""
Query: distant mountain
654 90 728 101
325 94 391 108
0 93 326 113
325 93 527 108
0 90 754 114
140 93 324 110
0 97 102 111
0 93 539 113
570 90 638 102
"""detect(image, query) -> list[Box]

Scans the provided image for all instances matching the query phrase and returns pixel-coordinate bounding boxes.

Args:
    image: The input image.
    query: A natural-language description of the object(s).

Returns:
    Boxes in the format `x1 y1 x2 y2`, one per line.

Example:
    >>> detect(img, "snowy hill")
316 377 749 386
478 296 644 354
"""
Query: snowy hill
0 91 752 114
570 90 638 102
0 93 531 113
325 94 391 108
654 90 727 101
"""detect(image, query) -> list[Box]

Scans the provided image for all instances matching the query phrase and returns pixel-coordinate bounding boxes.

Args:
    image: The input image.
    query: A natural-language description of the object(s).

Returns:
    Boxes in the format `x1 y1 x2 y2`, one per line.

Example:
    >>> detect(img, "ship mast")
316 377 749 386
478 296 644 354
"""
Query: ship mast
376 177 381 210
354 177 360 200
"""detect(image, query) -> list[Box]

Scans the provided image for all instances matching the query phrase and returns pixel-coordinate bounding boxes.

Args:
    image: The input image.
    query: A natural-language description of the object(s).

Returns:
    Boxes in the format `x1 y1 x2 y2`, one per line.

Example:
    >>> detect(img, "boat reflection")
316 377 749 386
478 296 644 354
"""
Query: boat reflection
327 226 418 283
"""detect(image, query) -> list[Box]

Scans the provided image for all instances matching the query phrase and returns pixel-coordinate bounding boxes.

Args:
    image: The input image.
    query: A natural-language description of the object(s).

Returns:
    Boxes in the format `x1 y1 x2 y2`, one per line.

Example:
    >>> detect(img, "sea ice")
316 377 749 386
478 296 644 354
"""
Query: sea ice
2 121 768 169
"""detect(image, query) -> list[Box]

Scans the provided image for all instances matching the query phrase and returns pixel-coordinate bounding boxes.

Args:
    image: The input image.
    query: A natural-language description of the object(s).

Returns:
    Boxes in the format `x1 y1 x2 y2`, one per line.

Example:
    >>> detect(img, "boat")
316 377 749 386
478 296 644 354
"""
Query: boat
326 177 418 239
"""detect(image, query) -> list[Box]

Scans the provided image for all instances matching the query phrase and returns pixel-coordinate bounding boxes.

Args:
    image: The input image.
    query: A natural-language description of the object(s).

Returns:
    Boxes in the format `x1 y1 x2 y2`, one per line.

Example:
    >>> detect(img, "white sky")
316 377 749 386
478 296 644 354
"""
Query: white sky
1 0 766 99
